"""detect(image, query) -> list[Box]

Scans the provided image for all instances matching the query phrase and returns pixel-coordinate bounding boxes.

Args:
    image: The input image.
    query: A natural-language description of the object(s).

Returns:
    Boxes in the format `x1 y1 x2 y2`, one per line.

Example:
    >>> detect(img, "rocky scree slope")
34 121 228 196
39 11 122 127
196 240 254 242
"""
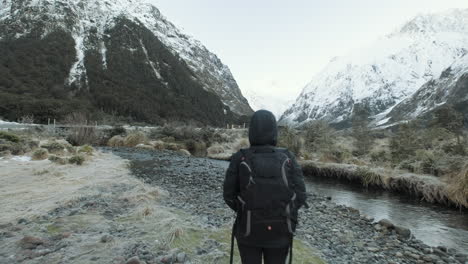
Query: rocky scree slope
0 0 252 125
280 9 468 128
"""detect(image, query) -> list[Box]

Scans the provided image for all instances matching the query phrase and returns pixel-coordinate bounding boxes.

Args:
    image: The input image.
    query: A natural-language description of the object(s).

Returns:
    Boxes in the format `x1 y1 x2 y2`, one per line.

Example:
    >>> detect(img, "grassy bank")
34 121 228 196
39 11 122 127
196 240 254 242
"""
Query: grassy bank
300 161 467 209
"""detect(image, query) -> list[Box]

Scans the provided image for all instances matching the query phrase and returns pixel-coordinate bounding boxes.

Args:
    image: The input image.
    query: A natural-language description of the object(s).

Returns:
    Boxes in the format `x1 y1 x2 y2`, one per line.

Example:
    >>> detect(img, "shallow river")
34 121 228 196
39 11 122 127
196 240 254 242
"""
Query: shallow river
305 176 468 254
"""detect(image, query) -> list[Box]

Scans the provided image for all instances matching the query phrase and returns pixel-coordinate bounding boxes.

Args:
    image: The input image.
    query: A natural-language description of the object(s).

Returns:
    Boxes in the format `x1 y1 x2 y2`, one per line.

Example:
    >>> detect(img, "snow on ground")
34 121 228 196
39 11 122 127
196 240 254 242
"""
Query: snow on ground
0 120 19 125
10 156 32 162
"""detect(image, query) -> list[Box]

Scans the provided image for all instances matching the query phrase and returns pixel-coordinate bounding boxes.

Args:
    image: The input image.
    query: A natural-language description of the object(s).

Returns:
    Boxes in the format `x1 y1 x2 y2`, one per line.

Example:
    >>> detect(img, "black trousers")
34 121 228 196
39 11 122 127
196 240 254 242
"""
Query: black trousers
238 244 289 264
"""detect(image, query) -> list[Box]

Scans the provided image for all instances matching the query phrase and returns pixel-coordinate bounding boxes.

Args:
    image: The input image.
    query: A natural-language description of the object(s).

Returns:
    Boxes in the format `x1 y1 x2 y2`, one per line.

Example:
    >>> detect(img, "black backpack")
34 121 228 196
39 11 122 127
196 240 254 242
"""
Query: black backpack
230 147 297 264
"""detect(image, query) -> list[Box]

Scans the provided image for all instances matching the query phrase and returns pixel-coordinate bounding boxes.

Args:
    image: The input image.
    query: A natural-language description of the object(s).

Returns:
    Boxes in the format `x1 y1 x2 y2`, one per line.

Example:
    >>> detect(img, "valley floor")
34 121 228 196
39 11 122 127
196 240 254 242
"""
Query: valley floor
0 148 466 264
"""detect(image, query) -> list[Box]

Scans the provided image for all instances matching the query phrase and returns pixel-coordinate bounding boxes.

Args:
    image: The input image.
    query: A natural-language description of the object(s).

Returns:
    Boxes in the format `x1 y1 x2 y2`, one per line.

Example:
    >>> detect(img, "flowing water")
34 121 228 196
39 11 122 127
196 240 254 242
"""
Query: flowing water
305 176 468 254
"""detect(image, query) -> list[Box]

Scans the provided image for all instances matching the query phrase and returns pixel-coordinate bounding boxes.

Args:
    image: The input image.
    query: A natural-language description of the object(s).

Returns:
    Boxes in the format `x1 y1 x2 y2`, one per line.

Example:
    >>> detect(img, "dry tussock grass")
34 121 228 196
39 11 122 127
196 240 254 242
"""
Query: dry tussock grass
108 136 125 147
123 132 148 147
233 138 250 152
207 144 225 156
447 163 468 208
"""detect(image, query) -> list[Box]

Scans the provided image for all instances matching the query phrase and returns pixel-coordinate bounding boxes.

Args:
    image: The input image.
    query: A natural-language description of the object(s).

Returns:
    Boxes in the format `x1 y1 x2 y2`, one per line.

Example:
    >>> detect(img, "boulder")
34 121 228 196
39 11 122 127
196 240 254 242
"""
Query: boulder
378 219 394 229
19 236 46 249
394 225 411 239
126 256 141 264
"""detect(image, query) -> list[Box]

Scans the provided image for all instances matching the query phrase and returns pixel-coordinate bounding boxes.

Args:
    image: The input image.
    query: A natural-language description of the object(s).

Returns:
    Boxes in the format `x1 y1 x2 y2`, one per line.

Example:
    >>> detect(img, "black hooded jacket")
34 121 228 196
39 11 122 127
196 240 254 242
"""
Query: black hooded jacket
223 110 307 248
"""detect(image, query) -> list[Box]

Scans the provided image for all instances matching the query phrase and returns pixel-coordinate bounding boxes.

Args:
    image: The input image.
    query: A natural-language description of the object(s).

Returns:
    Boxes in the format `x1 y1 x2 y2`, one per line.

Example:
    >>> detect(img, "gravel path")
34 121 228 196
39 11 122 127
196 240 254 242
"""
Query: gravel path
110 148 468 264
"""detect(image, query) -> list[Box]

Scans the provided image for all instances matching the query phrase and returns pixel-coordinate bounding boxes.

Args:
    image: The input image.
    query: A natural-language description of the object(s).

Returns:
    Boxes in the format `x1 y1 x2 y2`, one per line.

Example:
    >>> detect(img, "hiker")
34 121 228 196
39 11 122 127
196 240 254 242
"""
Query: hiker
223 110 307 264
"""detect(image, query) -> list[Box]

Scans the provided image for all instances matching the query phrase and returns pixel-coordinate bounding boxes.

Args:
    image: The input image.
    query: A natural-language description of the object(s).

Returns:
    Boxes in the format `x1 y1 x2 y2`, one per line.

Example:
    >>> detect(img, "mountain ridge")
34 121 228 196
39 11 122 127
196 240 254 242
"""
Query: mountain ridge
280 9 468 127
0 0 253 125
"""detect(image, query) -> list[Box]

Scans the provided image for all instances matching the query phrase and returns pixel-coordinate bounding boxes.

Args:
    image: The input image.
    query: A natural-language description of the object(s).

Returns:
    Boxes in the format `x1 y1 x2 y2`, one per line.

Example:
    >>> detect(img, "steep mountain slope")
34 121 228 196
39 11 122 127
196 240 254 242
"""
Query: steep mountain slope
0 0 252 125
387 54 468 124
280 9 468 127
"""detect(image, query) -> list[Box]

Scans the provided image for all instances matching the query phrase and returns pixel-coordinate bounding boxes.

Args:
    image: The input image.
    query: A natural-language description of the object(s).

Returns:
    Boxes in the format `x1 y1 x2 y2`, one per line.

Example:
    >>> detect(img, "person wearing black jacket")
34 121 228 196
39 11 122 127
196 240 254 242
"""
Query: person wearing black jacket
223 110 307 264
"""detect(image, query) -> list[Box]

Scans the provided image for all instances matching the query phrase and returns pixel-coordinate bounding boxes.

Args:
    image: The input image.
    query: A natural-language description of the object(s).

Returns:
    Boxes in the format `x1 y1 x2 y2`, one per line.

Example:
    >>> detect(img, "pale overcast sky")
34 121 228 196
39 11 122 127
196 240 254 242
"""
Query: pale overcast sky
145 0 468 101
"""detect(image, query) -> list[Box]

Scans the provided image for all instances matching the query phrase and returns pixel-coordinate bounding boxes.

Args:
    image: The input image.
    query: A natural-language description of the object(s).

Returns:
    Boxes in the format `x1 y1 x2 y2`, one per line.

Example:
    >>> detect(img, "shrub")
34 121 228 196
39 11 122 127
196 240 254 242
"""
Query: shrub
0 131 20 143
303 121 335 153
124 132 147 147
41 142 65 154
67 126 99 146
48 155 67 165
371 150 390 163
108 136 125 147
32 148 49 160
390 122 422 165
414 150 437 175
278 126 303 155
69 155 85 165
184 139 207 156
0 141 27 155
108 126 127 138
78 145 94 155
63 113 99 146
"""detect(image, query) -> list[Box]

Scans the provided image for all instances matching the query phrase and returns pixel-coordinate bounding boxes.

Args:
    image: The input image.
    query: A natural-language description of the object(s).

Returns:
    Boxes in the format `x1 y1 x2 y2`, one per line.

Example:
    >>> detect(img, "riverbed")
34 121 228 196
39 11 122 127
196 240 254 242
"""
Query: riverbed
305 176 468 255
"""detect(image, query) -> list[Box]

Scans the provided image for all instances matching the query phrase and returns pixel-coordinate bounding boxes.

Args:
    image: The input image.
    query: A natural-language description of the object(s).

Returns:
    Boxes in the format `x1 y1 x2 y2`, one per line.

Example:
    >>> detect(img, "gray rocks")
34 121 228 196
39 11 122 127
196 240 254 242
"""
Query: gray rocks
100 234 114 243
126 256 142 264
19 236 46 250
176 252 187 262
378 219 394 229
394 225 411 239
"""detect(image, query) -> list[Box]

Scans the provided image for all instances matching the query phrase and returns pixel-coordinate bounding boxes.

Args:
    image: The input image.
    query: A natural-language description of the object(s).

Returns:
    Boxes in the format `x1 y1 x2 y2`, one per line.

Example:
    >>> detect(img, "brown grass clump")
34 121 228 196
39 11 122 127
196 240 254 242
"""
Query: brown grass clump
207 144 225 156
150 140 165 150
447 163 468 208
32 148 49 160
177 149 191 156
233 138 250 152
357 167 384 188
123 132 147 147
108 136 125 147
165 143 184 151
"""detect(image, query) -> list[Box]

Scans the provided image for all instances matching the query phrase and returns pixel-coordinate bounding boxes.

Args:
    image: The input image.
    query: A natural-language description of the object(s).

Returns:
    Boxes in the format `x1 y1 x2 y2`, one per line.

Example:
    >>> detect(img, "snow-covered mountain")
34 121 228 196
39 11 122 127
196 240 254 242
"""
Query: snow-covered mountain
280 9 468 127
243 89 294 119
387 54 468 124
0 0 252 124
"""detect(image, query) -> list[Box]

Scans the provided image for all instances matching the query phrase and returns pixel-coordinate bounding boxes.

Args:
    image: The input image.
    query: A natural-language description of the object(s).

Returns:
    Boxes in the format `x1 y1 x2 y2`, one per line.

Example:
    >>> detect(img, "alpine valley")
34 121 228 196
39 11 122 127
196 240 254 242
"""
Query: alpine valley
0 0 253 126
280 9 468 128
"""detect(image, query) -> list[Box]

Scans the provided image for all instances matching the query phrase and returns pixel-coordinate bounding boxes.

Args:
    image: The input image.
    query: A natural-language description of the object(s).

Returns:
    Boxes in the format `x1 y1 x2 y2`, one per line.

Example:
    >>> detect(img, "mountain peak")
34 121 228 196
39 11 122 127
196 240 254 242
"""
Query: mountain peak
396 8 468 35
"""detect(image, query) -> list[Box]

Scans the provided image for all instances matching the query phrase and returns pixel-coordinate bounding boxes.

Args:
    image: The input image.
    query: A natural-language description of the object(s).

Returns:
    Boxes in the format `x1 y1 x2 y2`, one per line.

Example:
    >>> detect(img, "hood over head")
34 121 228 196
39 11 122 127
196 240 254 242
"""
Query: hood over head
248 110 278 146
